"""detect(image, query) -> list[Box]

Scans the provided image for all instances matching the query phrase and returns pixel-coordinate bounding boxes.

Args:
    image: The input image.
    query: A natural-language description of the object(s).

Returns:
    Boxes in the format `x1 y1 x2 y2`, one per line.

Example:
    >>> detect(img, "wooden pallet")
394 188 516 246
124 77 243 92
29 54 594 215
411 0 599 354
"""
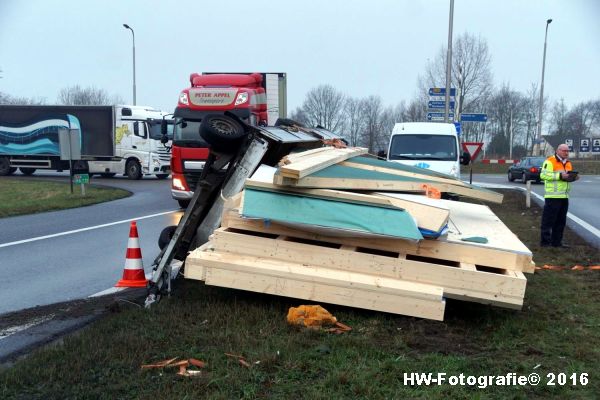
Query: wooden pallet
187 228 526 310
222 206 535 274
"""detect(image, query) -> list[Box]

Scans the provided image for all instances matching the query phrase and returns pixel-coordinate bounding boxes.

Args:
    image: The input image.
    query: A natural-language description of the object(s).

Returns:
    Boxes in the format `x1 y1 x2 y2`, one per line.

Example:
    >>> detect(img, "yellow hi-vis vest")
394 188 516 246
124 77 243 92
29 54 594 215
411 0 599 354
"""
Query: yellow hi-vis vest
540 155 573 198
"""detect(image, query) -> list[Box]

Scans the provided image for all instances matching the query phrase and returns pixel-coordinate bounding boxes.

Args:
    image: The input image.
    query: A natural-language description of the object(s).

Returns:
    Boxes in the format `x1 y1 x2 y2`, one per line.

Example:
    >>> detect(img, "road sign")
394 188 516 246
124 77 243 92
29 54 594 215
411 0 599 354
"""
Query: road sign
580 138 590 152
427 112 454 121
74 174 89 184
429 87 456 96
428 100 455 109
592 138 600 153
460 113 488 122
462 142 483 160
454 122 461 135
565 138 573 151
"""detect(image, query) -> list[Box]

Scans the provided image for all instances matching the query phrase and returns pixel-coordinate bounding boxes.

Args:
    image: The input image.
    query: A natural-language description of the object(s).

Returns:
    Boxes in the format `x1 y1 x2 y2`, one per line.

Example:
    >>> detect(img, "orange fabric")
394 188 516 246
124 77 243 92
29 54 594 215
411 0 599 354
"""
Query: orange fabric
287 305 337 328
545 155 573 173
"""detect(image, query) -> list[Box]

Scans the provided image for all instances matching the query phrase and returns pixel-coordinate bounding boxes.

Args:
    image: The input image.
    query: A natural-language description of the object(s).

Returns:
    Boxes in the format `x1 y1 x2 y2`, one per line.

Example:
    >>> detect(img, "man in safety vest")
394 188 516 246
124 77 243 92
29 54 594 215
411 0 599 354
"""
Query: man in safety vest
540 144 579 247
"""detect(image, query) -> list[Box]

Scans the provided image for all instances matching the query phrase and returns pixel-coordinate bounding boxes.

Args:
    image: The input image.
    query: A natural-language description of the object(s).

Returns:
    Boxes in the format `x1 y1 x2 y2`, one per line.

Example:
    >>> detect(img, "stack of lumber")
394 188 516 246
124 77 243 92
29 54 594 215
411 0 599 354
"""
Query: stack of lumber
185 147 533 321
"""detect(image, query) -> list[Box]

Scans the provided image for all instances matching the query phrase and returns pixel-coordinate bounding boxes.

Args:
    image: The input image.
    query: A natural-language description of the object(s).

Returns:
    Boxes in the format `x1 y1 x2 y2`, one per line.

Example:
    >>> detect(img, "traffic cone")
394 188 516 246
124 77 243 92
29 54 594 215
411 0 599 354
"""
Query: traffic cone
115 221 148 288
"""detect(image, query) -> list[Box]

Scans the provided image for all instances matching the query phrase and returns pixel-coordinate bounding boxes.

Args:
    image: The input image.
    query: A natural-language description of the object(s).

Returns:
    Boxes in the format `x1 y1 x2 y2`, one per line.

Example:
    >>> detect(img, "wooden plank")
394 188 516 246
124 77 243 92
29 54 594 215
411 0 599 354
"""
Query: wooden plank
208 229 527 302
274 173 503 204
280 147 334 165
460 262 477 271
186 255 445 321
221 210 534 273
279 147 368 179
341 160 470 187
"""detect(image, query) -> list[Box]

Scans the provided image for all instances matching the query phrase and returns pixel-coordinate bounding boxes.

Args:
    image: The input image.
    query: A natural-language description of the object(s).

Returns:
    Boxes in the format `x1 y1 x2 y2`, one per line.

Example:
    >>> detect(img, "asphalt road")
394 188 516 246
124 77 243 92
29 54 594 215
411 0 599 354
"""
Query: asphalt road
0 173 183 315
468 173 600 248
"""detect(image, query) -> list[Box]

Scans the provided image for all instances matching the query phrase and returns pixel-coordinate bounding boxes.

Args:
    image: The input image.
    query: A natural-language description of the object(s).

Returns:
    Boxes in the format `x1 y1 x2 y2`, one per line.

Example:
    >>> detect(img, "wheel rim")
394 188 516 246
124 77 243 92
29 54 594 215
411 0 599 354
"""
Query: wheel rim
210 119 238 136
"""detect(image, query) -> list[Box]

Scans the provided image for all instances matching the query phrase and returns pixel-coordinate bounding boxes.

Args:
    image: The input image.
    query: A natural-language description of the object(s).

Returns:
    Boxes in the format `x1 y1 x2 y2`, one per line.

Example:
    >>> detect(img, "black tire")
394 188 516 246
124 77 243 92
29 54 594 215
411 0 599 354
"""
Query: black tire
158 225 177 250
125 159 142 180
0 157 14 176
199 114 246 152
178 199 190 209
156 174 169 180
101 173 116 178
19 167 36 175
521 173 528 183
274 117 305 128
508 172 515 182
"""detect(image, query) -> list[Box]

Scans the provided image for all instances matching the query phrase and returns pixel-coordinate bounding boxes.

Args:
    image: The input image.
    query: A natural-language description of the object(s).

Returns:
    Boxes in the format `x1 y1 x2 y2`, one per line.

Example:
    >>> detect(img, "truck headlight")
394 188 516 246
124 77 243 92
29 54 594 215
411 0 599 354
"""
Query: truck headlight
179 92 189 105
235 92 248 106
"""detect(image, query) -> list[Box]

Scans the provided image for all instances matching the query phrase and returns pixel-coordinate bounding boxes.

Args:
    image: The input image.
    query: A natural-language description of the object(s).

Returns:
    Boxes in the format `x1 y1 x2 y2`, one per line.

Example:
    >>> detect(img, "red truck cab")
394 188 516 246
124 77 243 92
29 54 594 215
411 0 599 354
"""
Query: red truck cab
170 73 269 207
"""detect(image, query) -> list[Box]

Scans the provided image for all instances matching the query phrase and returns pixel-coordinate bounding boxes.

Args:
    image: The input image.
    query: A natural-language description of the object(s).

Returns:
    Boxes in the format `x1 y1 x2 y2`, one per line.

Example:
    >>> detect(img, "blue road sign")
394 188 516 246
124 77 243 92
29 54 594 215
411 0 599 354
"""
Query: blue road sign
429 87 456 96
592 139 600 153
460 113 488 122
428 100 455 109
454 122 461 135
427 112 454 121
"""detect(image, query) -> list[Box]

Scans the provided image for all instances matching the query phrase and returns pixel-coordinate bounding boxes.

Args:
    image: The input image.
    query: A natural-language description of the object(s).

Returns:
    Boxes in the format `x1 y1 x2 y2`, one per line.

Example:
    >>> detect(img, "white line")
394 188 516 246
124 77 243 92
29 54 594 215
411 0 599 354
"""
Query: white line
0 210 179 248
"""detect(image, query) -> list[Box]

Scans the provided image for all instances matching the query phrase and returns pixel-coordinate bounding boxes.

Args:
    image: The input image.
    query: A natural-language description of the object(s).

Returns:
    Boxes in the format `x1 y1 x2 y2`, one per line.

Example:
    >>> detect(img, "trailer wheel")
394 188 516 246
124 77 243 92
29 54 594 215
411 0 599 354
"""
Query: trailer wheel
19 167 36 176
0 157 15 176
126 160 142 180
158 225 177 250
199 114 246 152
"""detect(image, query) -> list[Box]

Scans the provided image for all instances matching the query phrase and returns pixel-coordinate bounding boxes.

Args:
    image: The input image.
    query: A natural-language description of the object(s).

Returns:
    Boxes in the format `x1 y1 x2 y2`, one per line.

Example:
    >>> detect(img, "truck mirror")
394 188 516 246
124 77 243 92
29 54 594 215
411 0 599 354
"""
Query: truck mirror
460 151 471 165
161 119 167 136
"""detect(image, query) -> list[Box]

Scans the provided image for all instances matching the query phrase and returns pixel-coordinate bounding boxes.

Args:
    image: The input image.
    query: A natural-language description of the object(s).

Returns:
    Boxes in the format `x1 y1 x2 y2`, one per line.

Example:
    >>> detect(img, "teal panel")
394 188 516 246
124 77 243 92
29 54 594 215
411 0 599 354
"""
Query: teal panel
243 188 423 241
348 156 457 179
309 164 430 182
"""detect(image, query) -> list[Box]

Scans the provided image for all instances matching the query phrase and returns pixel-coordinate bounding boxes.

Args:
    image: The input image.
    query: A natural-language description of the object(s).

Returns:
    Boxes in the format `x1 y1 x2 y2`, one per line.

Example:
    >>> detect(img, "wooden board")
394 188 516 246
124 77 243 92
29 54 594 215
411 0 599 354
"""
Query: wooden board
273 164 503 204
185 248 446 321
279 147 367 179
207 228 526 308
221 208 534 273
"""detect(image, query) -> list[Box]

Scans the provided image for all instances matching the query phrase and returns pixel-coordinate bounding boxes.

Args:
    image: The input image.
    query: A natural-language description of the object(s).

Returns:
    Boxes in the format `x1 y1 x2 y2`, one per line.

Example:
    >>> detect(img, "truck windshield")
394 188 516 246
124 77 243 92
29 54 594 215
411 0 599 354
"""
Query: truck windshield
148 120 174 140
389 134 457 161
173 118 209 147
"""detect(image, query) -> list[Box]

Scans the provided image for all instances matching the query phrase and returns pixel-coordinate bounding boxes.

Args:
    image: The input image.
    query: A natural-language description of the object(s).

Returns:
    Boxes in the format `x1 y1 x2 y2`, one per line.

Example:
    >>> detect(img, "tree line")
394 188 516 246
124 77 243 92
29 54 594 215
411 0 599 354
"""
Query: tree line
290 33 600 158
0 85 123 107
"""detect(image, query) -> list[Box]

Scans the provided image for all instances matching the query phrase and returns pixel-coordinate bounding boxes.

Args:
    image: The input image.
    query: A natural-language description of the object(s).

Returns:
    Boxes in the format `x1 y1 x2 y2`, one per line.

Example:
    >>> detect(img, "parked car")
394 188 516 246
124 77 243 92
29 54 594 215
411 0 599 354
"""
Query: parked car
508 157 546 183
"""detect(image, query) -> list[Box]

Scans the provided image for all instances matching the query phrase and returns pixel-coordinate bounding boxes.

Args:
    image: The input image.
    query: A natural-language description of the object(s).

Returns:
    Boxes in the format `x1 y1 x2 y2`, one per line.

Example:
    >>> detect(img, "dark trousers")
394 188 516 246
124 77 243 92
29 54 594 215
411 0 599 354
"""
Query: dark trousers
540 198 569 246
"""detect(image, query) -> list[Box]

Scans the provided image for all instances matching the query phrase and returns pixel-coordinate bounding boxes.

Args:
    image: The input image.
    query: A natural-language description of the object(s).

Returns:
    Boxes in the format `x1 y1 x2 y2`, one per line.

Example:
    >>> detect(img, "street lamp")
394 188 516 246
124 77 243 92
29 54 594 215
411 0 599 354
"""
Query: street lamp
123 24 136 105
444 0 455 123
536 18 552 155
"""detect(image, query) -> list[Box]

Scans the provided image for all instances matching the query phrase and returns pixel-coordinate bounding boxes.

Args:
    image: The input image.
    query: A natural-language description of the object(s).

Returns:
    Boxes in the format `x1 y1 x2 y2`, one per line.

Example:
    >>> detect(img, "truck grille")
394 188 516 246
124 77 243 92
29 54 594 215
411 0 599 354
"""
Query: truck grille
156 146 171 162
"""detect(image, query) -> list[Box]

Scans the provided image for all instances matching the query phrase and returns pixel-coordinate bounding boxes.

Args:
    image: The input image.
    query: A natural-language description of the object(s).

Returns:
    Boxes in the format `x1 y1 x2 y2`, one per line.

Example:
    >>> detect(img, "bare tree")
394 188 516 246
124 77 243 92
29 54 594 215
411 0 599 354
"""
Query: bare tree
421 32 493 122
0 91 45 105
300 85 346 132
359 95 386 153
343 97 365 146
58 85 123 105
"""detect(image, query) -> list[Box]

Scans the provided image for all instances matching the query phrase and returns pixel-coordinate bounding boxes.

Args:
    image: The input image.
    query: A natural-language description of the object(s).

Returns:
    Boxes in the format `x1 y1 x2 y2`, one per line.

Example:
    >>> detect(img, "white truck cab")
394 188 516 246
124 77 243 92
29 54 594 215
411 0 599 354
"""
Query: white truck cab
387 122 469 179
88 105 173 179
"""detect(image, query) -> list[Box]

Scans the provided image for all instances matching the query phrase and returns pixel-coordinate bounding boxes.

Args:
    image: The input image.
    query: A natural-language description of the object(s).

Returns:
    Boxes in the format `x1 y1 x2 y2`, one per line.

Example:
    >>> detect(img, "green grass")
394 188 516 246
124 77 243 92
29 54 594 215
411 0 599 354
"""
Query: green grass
0 190 598 399
0 178 131 218
462 159 600 175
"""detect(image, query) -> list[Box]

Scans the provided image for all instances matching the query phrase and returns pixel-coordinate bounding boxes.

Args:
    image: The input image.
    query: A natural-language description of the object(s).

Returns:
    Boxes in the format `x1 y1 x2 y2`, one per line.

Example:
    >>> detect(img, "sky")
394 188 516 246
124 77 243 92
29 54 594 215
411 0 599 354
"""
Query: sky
1 0 599 119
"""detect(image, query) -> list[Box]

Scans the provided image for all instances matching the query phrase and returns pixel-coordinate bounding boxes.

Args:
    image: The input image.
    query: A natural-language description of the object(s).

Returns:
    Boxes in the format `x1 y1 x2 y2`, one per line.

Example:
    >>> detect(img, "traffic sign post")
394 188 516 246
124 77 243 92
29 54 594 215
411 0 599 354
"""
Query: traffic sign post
592 139 600 153
461 142 484 184
428 100 455 109
427 112 454 121
429 87 456 96
565 139 573 152
460 113 488 122
73 173 89 196
580 138 590 152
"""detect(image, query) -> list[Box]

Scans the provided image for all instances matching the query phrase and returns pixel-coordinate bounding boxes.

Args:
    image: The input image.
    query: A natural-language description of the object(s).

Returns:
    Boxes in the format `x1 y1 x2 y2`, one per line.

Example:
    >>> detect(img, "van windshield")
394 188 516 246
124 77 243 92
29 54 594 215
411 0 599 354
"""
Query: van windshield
389 134 457 161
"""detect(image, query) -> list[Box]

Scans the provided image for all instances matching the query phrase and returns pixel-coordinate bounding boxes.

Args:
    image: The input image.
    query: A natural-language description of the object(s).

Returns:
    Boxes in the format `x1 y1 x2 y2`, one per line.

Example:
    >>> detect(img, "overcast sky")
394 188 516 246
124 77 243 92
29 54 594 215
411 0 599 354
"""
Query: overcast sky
1 0 598 118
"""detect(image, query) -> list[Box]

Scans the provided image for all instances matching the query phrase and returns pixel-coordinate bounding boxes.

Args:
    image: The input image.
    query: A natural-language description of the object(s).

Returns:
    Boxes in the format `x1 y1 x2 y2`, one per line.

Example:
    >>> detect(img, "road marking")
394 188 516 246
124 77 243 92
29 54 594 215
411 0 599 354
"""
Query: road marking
0 210 179 249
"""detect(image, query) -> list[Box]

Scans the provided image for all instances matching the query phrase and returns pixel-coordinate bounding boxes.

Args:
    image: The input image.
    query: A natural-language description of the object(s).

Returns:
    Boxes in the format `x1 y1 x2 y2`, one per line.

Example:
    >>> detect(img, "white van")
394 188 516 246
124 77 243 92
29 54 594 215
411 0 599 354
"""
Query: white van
386 122 469 179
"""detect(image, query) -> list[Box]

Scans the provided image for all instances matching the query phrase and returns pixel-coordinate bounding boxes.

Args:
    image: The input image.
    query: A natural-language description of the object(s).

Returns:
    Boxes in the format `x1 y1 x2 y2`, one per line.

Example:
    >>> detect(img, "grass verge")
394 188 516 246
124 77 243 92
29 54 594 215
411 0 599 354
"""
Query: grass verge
0 190 598 399
0 178 130 218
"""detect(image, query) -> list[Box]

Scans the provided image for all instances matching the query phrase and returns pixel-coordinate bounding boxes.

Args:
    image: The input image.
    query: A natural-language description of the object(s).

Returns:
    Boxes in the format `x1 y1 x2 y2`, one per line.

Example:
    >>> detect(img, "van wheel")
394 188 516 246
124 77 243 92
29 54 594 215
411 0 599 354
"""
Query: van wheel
199 114 247 152
158 226 177 250
126 160 142 180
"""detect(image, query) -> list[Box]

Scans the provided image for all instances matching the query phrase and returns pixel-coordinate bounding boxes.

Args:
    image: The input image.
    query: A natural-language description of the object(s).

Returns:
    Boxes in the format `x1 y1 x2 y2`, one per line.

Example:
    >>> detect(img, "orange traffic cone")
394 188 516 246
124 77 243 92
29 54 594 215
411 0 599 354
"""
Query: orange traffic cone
115 221 148 288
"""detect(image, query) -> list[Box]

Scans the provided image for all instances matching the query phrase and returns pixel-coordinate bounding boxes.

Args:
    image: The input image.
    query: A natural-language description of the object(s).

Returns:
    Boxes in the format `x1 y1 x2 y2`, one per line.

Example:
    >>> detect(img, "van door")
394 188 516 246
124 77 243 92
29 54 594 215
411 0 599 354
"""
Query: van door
132 121 151 170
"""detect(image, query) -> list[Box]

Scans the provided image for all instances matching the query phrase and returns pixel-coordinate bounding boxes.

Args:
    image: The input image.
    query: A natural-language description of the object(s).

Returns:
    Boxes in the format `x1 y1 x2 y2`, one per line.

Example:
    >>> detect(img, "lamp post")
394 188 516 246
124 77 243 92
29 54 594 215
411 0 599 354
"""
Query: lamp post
535 18 552 155
444 0 455 123
123 24 136 105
